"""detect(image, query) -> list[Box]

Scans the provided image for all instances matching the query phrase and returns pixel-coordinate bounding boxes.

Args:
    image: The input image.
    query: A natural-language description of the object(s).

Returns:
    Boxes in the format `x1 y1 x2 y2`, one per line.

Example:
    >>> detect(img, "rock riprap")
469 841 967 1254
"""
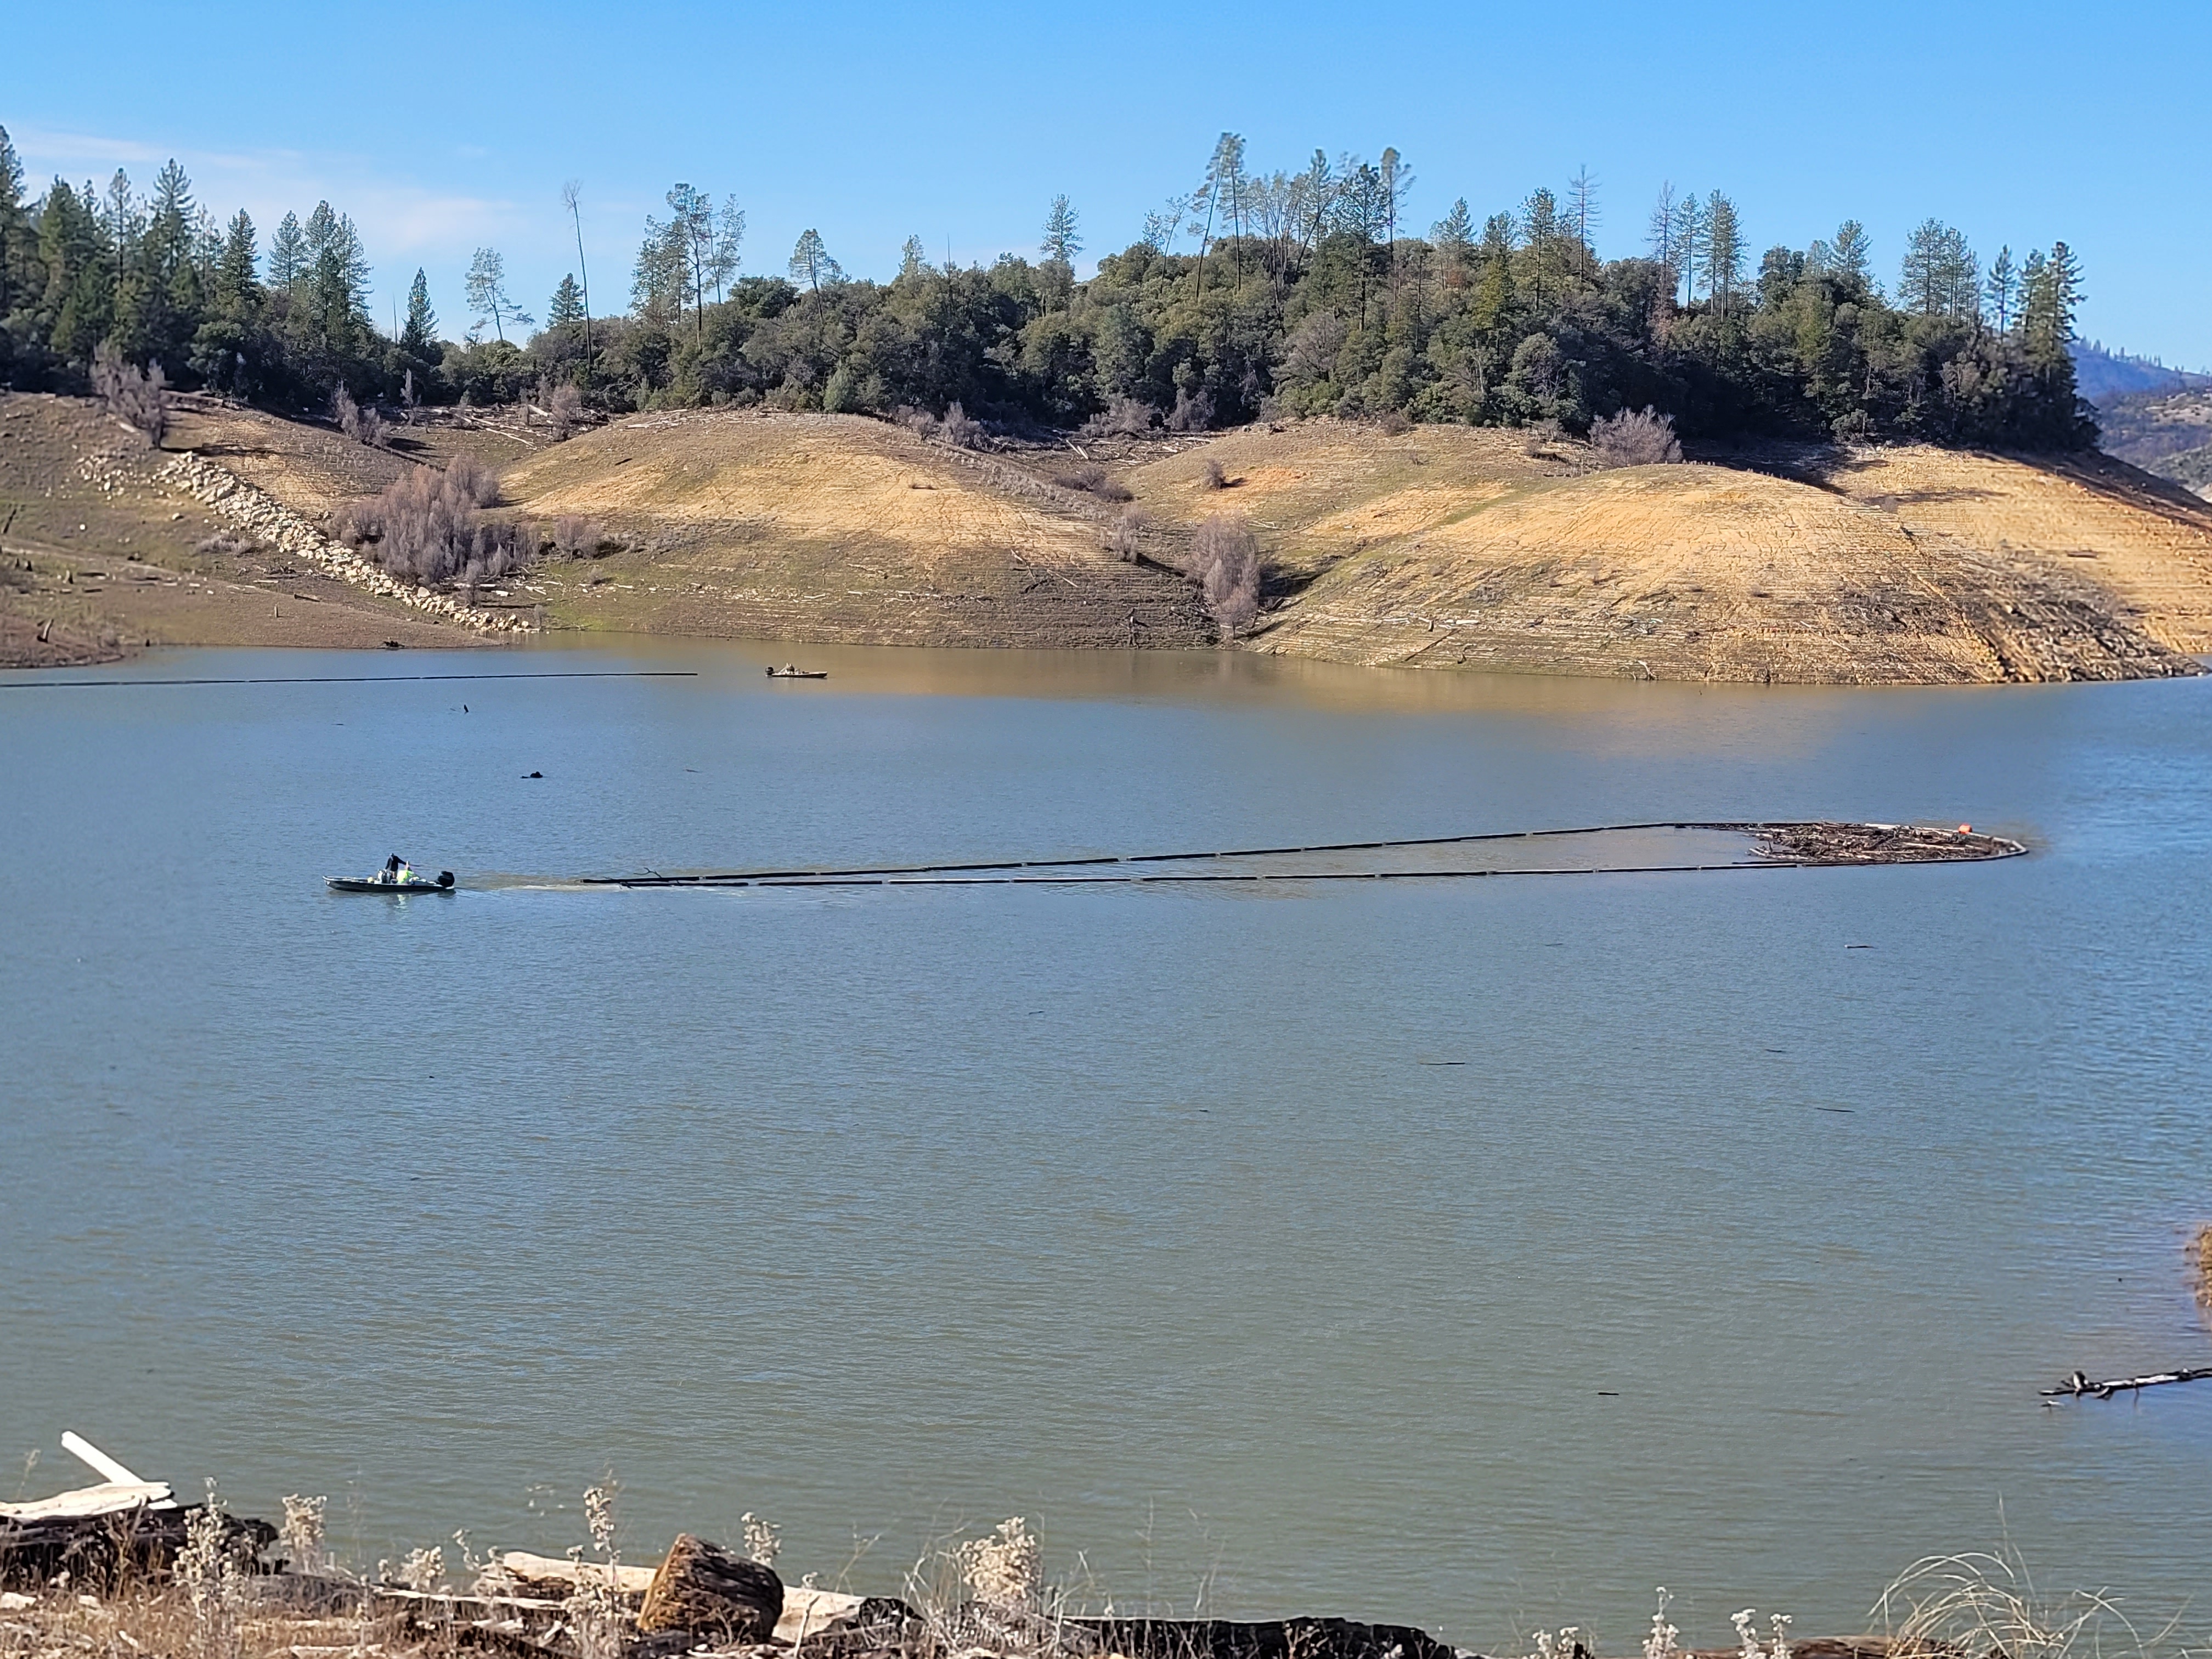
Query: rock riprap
154 451 532 634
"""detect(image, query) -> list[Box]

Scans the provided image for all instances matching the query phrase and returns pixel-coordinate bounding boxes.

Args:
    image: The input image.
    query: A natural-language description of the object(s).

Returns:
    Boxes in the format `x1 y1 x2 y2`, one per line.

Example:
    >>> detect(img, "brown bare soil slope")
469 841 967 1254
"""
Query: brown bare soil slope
1109 421 2211 683
1817 447 2212 657
18 396 2212 683
499 410 1208 647
0 395 467 668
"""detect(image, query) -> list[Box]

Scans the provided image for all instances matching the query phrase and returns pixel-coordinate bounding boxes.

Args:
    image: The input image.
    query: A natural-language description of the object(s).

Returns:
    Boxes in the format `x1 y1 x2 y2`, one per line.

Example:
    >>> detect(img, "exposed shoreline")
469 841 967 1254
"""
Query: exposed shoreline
10 394 2212 683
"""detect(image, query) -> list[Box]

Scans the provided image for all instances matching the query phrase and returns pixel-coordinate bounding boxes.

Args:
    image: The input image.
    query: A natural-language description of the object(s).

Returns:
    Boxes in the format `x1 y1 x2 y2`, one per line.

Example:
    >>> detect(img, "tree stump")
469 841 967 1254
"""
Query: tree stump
636 1533 783 1640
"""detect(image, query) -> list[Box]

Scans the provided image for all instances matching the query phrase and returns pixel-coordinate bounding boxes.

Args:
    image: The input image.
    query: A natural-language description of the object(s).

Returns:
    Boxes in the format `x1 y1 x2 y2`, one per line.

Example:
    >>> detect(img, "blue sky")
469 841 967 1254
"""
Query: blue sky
5 0 2208 365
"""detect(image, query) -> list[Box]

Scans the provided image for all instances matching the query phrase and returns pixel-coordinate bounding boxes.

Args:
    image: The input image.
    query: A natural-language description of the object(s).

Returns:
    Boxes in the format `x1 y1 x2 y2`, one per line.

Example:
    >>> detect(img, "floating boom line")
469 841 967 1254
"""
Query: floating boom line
577 821 2026 889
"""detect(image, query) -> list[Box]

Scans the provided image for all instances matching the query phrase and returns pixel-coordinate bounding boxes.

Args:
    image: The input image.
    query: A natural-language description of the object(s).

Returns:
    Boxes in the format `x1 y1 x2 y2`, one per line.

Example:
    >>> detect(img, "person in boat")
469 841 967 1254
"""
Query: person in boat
384 853 415 885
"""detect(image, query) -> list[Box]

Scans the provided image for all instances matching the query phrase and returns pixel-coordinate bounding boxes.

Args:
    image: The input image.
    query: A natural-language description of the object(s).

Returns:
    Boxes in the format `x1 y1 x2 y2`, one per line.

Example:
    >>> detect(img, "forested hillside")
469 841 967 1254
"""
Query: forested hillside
0 125 2095 448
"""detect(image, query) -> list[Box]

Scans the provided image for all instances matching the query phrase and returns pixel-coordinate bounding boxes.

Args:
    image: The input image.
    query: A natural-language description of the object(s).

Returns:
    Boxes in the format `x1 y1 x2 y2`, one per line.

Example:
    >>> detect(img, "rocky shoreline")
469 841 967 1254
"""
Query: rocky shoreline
147 451 533 636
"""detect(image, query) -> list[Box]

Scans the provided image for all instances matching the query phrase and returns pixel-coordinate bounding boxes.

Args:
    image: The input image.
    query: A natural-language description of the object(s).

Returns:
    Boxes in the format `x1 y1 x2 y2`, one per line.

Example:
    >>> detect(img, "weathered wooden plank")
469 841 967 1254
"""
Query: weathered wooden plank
495 1550 658 1596
0 1482 172 1521
60 1433 144 1487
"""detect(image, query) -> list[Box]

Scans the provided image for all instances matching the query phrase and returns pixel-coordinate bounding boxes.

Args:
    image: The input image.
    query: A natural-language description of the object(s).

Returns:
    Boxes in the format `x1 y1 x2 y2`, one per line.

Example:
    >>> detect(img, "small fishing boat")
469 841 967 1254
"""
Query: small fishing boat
328 871 455 893
765 665 829 679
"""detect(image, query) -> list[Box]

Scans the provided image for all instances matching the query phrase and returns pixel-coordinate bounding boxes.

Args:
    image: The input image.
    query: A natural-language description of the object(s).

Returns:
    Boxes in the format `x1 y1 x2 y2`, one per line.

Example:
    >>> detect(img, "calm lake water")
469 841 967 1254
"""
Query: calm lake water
3 641 2209 1649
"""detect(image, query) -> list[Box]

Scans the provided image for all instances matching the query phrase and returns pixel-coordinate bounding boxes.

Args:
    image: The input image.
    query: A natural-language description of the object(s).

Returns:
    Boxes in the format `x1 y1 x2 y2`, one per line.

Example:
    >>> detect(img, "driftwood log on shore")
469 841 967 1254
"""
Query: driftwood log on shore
0 1500 273 1590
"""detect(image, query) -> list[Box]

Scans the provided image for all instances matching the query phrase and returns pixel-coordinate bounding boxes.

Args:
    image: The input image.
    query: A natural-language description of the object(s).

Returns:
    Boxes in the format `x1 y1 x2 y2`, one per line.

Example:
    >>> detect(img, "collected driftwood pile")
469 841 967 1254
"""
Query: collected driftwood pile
1749 821 2025 865
2 1436 1463 1659
0 1432 273 1589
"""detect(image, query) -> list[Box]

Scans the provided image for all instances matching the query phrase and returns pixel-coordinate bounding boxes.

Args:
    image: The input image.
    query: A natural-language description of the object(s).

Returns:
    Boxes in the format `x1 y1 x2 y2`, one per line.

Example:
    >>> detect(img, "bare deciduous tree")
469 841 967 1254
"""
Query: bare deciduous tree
1588 406 1684 467
1189 512 1261 638
341 462 521 585
91 343 169 446
332 385 383 447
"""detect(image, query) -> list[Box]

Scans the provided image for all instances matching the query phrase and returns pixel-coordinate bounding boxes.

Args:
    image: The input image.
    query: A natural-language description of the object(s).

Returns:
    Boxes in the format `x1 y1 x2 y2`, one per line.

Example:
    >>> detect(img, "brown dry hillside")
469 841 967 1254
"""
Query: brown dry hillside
498 410 1207 647
15 394 2212 682
1110 422 2212 683
0 395 473 667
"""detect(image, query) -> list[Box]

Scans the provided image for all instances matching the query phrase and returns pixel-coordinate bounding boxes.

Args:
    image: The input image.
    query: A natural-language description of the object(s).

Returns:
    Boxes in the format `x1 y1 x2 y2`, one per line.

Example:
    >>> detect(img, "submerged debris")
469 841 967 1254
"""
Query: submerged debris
1749 821 2024 865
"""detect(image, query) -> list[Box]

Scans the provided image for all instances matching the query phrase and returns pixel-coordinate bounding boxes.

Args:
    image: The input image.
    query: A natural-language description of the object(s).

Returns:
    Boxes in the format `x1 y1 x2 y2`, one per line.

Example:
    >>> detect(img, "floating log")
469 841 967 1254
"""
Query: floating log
635 1533 782 1640
2042 1365 2212 1400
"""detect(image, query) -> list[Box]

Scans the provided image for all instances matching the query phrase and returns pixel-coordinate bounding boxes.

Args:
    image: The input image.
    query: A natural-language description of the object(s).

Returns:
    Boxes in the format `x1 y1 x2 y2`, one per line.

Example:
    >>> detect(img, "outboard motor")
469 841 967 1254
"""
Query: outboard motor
438 871 455 889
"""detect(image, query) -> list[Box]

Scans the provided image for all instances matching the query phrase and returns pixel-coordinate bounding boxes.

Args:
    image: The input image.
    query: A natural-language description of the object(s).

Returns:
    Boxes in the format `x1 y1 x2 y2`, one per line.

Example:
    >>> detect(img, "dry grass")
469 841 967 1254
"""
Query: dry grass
19 392 2212 681
1871 1551 2192 1659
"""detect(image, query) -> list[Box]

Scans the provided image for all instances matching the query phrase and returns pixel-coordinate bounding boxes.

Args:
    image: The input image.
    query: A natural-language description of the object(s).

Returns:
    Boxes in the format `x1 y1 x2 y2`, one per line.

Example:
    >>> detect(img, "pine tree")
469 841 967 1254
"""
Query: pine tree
1040 194 1081 266
1565 165 1600 258
1809 219 1874 290
402 268 437 353
899 235 929 280
1431 198 1474 286
1702 193 1743 312
308 207 372 361
0 124 24 321
1521 186 1562 308
465 246 530 342
1672 193 1703 304
2021 242 2084 365
1984 246 2017 333
549 273 585 330
786 229 839 291
1646 183 1679 277
1900 218 1976 317
42 180 112 362
268 211 307 289
708 196 744 302
211 211 257 307
662 183 715 340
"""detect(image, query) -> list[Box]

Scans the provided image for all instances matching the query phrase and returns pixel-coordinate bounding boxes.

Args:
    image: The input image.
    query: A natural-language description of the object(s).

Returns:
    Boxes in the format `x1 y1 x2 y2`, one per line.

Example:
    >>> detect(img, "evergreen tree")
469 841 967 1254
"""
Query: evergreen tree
39 180 111 360
1672 193 1703 303
0 125 24 323
1040 194 1081 265
402 268 438 353
631 223 684 329
899 235 929 280
465 246 530 342
663 182 714 337
268 211 307 289
1702 193 1743 312
708 196 745 302
1900 218 1976 317
190 209 261 392
1808 219 1872 289
549 273 586 330
1984 246 2017 333
1646 183 1679 276
1431 198 1474 285
204 211 257 320
787 229 839 291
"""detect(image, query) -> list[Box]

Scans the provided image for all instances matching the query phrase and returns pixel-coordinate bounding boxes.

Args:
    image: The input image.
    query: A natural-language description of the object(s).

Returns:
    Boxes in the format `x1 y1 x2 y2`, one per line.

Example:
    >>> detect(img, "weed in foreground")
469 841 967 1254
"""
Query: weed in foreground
175 1480 246 1659
1875 1551 2188 1659
562 1482 624 1659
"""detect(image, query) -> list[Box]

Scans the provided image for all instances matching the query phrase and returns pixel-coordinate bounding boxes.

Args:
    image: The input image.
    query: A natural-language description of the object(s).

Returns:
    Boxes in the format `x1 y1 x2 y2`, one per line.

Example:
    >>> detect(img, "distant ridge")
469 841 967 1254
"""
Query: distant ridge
2074 340 2212 404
